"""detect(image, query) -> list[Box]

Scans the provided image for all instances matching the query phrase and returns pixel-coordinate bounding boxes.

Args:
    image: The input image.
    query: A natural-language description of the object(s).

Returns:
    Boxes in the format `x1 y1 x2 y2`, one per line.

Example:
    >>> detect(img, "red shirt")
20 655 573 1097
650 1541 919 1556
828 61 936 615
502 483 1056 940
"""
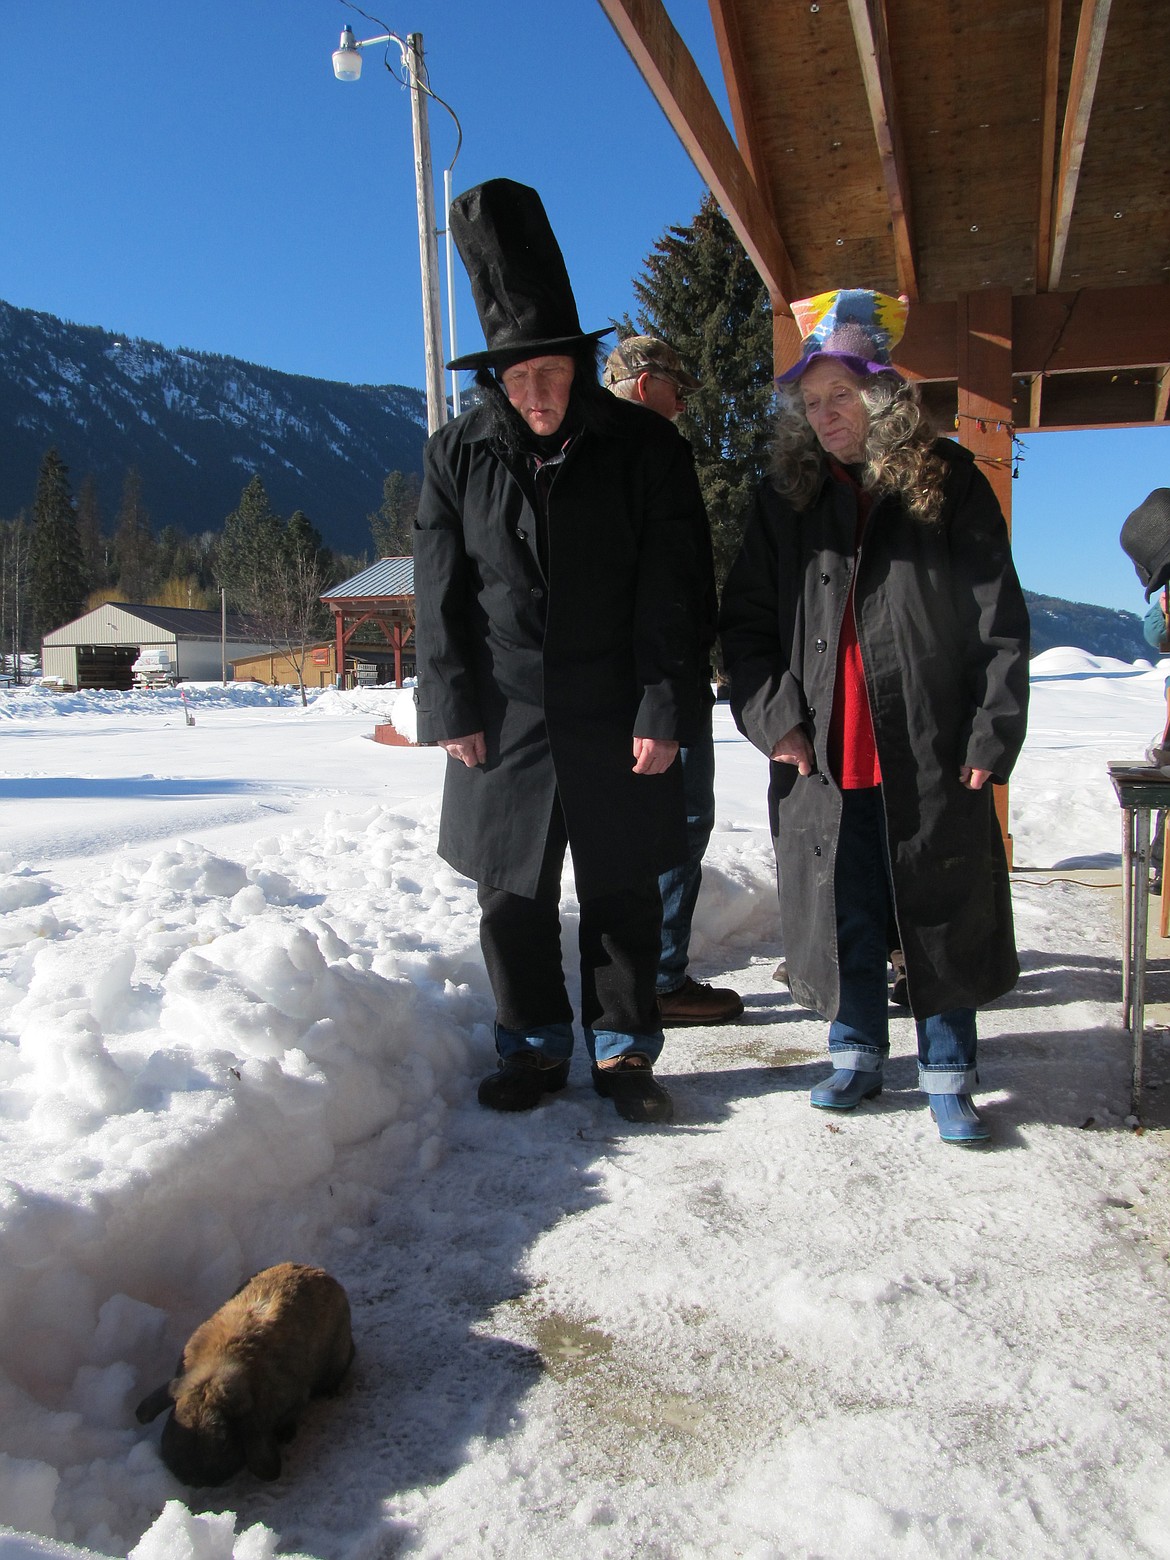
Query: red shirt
827 462 882 789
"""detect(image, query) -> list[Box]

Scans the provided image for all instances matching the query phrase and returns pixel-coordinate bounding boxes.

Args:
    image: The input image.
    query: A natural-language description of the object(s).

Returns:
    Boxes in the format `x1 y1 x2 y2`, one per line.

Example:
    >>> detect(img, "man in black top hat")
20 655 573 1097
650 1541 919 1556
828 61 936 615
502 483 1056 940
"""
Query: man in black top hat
413 180 714 1124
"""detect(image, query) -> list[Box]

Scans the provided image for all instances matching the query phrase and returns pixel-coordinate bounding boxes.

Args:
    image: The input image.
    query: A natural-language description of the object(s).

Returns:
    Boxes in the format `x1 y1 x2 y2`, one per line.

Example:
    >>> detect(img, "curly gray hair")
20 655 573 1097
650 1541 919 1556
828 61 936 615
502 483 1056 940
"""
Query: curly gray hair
772 371 946 522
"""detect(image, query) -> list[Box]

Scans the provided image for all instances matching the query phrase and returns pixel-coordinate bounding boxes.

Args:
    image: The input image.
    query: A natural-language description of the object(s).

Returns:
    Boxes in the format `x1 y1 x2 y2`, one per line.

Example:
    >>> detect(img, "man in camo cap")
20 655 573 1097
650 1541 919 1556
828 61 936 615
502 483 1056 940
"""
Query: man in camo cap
605 335 744 1027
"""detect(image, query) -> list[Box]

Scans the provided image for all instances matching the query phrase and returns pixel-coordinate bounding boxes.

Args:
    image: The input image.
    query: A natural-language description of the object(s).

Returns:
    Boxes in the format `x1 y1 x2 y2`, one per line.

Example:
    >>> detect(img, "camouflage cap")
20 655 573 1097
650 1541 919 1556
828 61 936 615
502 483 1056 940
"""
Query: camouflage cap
603 335 701 392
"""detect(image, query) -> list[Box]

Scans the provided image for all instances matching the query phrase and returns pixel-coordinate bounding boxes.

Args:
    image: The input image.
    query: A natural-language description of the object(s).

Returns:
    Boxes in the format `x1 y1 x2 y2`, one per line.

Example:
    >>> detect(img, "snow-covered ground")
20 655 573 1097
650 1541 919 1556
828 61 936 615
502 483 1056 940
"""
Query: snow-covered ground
1 653 1169 1559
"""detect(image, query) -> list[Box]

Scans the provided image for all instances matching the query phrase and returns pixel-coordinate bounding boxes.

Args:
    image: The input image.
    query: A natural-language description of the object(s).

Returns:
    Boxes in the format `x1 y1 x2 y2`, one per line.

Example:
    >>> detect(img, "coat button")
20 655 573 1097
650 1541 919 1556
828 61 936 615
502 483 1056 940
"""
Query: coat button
815 638 827 652
820 572 830 584
516 527 528 541
807 706 816 719
819 774 829 785
531 587 544 599
813 845 822 856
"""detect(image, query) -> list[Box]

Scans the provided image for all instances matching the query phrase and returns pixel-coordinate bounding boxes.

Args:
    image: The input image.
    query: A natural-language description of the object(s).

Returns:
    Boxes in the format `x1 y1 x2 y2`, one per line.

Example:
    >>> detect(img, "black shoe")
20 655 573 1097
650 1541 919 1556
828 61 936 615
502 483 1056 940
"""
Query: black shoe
591 1056 674 1123
477 1052 570 1112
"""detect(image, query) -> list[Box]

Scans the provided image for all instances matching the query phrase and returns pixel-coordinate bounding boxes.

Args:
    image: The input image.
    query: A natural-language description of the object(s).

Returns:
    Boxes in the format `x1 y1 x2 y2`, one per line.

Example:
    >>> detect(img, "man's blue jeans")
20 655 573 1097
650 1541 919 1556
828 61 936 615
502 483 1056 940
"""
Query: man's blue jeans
828 787 978 1094
657 708 716 995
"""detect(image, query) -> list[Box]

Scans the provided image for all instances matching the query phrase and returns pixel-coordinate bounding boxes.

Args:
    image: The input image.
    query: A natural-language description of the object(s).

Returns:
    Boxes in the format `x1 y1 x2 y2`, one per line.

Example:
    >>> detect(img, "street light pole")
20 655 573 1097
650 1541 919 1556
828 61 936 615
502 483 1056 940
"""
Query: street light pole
332 25 450 435
405 34 446 433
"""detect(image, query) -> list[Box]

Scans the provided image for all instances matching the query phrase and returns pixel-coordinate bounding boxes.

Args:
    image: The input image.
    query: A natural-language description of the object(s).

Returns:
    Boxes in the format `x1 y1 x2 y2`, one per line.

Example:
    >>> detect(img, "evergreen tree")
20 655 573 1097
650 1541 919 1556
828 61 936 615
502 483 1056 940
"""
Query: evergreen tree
113 467 157 602
215 474 284 622
623 194 775 584
0 513 33 674
368 470 420 557
28 448 86 639
75 474 107 587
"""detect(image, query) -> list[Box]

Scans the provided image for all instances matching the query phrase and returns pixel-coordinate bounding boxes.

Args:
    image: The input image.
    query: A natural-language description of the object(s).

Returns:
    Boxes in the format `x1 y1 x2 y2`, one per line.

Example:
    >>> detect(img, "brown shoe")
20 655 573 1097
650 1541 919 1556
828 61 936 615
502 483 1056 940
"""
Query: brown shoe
591 1055 674 1123
657 975 744 1026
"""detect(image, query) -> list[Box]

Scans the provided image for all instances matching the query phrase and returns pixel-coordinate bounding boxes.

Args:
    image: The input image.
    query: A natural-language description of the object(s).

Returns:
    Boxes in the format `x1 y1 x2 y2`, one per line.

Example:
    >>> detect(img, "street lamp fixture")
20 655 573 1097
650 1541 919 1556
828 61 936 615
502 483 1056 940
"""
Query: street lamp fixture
331 22 461 431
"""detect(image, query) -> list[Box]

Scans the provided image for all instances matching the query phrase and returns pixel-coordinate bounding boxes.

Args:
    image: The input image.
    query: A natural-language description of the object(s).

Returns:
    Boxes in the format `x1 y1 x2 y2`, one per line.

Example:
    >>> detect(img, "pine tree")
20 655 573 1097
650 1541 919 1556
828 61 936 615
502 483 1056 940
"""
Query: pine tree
75 474 107 587
28 448 86 639
215 474 285 623
113 467 156 602
624 194 775 585
369 470 420 557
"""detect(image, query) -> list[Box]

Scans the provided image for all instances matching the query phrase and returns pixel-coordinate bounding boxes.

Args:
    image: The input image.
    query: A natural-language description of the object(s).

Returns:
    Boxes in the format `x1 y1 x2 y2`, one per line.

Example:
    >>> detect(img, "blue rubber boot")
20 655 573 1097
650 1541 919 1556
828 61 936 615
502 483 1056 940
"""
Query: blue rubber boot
928 1093 990 1144
810 1068 883 1110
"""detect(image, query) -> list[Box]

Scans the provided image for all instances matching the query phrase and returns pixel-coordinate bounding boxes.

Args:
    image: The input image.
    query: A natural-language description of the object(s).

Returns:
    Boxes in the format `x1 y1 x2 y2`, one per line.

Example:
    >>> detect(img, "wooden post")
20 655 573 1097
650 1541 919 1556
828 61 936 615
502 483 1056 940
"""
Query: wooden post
333 606 347 689
956 288 1016 865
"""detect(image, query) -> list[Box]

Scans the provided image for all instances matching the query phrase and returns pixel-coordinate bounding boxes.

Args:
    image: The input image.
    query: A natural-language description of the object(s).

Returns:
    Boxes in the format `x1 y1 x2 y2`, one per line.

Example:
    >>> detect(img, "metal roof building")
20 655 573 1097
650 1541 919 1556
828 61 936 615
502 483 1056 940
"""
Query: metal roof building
321 557 416 689
42 603 272 689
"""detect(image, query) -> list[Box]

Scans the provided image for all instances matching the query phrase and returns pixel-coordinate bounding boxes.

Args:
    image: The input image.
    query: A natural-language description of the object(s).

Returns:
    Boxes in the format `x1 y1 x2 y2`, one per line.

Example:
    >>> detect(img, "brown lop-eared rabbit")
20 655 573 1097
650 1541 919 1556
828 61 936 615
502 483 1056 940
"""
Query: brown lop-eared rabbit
135 1262 354 1485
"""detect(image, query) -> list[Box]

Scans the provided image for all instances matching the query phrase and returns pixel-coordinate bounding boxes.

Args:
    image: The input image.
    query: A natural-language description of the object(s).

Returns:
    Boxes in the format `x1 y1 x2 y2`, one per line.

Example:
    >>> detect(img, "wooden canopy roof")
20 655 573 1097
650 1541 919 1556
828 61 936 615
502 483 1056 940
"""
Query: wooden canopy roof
599 0 1170 434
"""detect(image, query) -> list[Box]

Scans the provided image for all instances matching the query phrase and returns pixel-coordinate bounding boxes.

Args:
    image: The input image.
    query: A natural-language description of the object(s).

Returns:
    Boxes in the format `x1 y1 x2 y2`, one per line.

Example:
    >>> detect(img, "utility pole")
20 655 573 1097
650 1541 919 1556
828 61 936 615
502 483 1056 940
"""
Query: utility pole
407 34 447 435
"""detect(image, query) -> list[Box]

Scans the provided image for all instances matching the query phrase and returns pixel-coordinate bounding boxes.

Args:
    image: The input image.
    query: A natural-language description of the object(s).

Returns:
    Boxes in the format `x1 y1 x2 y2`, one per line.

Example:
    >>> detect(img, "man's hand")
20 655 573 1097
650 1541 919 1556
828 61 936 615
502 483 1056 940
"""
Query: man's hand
770 725 815 776
439 732 487 768
632 737 679 775
960 765 991 791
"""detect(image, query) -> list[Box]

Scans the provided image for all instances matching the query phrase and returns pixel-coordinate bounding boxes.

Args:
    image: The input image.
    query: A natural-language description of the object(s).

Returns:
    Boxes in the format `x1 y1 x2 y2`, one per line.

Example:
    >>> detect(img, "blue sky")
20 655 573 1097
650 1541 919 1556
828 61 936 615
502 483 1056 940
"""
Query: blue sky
0 0 1164 612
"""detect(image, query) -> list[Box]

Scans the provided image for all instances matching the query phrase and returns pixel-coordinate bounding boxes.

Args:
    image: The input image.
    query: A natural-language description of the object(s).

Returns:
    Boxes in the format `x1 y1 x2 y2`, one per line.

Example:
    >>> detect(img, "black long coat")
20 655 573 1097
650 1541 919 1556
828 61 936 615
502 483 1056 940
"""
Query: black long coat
413 397 714 900
719 440 1030 1018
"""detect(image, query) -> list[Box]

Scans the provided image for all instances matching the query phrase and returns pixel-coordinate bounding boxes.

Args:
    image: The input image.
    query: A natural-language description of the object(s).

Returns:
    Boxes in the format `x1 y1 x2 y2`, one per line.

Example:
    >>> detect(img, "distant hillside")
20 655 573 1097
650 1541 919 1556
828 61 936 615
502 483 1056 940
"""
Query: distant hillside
1024 590 1153 662
0 299 429 555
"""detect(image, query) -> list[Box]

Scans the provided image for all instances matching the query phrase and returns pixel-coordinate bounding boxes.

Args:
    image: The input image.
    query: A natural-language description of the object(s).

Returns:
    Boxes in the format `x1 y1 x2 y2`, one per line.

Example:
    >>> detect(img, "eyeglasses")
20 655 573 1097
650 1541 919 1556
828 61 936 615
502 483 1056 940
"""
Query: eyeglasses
609 371 692 398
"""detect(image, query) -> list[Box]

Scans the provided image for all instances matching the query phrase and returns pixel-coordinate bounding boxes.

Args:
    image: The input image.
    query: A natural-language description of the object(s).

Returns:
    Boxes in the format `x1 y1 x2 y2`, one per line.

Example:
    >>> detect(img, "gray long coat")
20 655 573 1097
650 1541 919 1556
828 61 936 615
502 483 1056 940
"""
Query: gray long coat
719 440 1030 1018
413 396 714 901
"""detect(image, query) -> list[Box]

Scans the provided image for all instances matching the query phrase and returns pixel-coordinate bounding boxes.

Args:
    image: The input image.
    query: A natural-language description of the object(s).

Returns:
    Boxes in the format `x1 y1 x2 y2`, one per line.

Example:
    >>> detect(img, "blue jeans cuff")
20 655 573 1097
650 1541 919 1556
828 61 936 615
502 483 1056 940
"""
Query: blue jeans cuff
495 1022 575 1063
585 1027 664 1066
919 1065 978 1095
827 1046 885 1073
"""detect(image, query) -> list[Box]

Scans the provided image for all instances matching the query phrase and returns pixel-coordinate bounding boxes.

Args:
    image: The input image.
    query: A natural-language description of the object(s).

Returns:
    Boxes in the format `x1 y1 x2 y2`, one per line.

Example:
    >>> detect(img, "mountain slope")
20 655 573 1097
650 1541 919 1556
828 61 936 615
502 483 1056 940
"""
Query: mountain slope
0 299 429 555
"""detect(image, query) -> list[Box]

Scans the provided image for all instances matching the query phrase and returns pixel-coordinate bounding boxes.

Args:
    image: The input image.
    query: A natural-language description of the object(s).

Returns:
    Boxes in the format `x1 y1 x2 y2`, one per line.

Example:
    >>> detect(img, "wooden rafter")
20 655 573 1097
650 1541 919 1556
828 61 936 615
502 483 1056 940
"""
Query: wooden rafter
595 0 797 304
1035 0 1062 289
845 0 917 300
706 0 773 205
1048 0 1114 291
1156 367 1170 423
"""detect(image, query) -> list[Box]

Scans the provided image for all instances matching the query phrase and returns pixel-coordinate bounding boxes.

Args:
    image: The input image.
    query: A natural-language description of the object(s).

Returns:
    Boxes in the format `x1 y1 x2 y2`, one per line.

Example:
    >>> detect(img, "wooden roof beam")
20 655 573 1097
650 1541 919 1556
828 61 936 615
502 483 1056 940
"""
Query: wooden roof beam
1035 0 1062 290
595 0 798 304
1048 0 1114 291
845 0 918 300
894 285 1170 381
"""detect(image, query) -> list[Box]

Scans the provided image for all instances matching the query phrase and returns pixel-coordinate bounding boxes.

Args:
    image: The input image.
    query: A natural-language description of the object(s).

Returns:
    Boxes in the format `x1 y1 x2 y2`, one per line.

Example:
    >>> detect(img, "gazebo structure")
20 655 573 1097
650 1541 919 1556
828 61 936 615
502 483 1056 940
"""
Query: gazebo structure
321 557 415 689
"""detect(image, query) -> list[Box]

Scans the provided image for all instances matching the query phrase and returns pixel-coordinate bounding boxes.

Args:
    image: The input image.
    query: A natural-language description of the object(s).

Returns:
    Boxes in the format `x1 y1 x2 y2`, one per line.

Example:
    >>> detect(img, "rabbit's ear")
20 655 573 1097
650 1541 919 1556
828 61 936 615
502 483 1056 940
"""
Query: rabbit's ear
135 1381 175 1423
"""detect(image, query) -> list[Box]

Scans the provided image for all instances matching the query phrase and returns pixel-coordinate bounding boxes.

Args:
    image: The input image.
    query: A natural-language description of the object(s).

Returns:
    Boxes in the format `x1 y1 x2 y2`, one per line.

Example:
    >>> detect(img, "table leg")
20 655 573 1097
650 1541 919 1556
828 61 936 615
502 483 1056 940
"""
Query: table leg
1122 805 1134 1025
1132 807 1152 1117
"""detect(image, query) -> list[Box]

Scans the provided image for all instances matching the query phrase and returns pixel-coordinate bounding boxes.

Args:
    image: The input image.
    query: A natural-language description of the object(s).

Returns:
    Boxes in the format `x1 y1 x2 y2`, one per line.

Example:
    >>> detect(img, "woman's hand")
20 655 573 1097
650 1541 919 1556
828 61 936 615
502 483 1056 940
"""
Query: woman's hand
439 732 487 768
632 737 679 775
770 726 815 776
960 765 991 790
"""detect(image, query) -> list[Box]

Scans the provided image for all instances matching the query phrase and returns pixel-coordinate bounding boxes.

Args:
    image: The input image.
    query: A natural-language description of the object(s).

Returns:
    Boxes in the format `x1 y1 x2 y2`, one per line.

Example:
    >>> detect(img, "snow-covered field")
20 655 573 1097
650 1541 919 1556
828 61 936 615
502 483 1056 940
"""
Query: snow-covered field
1 653 1169 1559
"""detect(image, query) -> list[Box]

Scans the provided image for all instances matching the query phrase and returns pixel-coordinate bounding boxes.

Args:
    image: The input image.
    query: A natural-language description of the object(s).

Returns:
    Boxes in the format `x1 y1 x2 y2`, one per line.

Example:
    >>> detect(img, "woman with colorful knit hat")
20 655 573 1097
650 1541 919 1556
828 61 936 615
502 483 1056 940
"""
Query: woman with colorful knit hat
720 289 1030 1144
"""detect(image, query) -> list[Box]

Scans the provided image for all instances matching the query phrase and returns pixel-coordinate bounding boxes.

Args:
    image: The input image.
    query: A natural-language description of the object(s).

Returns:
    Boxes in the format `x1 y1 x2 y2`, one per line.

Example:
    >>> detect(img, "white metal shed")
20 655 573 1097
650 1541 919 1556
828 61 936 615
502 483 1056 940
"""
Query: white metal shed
42 603 272 689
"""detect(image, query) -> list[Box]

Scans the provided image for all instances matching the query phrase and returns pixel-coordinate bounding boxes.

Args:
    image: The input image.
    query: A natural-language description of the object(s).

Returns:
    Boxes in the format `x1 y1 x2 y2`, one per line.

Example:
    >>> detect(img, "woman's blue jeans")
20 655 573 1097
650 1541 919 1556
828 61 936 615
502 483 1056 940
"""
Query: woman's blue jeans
828 787 978 1095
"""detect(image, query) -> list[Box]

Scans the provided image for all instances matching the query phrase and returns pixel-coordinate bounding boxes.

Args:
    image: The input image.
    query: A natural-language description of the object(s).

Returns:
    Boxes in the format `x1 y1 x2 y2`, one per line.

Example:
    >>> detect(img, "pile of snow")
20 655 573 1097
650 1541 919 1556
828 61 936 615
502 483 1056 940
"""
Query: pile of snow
0 652 1168 1557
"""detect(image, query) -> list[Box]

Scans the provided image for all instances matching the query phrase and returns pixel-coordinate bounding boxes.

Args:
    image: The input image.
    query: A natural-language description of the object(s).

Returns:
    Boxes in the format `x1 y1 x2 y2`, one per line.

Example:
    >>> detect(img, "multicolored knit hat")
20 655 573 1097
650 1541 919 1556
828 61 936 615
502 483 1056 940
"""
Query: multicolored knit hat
776 288 908 384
